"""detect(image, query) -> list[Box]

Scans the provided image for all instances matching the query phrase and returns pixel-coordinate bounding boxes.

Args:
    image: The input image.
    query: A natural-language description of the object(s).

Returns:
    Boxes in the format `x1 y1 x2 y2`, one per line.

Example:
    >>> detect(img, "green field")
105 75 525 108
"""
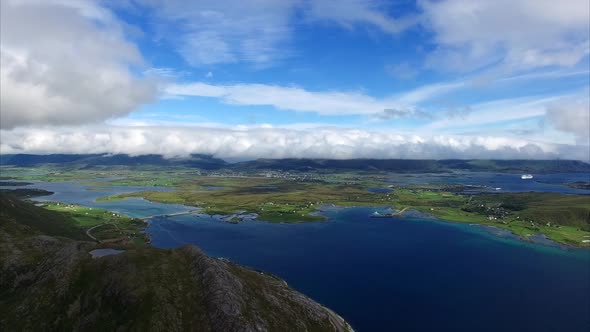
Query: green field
391 189 590 246
42 202 148 246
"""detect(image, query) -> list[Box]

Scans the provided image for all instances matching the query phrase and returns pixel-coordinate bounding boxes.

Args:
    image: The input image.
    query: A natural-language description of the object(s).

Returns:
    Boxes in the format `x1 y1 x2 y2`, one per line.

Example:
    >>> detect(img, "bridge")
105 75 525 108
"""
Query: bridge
140 210 200 221
370 207 409 218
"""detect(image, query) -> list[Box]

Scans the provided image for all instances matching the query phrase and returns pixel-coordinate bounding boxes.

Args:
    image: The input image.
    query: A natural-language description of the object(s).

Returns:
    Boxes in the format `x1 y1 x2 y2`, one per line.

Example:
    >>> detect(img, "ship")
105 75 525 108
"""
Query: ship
521 174 534 180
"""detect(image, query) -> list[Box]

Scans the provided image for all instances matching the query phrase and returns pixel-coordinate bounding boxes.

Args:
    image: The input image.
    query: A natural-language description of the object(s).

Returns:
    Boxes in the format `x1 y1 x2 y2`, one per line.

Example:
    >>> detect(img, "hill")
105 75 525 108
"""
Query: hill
232 158 590 173
0 154 227 170
0 195 352 331
2 154 589 173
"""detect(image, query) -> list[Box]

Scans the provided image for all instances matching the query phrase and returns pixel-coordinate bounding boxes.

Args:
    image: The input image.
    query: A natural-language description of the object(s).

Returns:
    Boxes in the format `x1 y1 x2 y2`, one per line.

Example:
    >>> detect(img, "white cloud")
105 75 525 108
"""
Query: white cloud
425 92 587 132
0 0 156 129
545 96 590 145
424 91 590 148
143 67 187 79
304 0 416 34
392 81 465 105
420 0 590 72
385 63 419 80
140 0 296 67
2 125 587 160
165 81 463 116
175 83 388 115
138 0 418 67
144 0 588 72
372 108 432 121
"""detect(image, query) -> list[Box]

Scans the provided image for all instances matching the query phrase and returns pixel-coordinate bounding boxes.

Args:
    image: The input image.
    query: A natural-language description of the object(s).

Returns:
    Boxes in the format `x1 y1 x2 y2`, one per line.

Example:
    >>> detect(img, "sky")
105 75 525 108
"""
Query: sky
0 0 589 160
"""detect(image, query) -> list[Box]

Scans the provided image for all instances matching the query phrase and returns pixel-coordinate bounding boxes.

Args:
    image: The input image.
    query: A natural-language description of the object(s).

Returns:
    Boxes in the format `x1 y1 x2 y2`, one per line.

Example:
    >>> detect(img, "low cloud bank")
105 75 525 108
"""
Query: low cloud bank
1 126 587 161
545 98 590 145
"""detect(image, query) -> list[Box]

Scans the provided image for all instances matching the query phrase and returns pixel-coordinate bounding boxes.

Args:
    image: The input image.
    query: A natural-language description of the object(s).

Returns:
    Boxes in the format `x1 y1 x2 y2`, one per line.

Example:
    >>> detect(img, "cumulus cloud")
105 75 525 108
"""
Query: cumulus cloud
0 0 156 129
420 0 590 72
426 94 567 131
545 97 590 145
2 125 587 160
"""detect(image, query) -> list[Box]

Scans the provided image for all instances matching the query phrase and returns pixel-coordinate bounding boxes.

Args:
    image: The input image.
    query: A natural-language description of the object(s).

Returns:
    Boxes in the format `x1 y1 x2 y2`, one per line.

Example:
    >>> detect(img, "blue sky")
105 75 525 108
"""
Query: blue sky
1 0 589 159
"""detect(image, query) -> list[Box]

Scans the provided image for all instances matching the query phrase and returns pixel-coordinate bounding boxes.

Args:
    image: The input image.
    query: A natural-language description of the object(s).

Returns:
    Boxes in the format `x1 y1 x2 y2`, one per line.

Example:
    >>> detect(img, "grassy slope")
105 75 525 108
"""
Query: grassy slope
0 194 87 241
0 194 351 331
43 202 148 245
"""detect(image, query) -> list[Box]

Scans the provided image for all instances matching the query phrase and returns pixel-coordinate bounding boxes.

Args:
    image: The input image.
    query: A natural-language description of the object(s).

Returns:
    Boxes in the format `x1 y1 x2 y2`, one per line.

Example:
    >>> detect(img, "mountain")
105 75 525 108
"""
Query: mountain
0 154 227 170
232 158 590 173
2 153 589 173
0 195 352 332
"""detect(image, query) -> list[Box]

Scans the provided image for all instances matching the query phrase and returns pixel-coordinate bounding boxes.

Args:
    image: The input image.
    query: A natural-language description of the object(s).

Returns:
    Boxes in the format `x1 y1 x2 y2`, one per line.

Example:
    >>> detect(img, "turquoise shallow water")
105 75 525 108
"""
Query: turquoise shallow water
5 178 590 331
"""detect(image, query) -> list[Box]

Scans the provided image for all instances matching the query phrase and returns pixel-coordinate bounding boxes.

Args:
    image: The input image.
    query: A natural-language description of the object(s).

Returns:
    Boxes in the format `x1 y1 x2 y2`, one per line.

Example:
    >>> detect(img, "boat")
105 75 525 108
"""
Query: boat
521 174 533 180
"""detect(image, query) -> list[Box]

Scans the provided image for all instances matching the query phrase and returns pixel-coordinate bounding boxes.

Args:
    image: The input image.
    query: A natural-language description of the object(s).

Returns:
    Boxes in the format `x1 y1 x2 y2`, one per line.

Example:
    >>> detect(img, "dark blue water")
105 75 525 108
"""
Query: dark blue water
367 187 393 193
388 172 590 194
149 208 590 332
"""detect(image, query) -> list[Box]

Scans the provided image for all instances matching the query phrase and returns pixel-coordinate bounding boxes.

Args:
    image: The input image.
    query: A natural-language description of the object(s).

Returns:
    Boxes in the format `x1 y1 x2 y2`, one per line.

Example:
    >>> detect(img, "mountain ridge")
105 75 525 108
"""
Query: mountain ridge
2 153 589 173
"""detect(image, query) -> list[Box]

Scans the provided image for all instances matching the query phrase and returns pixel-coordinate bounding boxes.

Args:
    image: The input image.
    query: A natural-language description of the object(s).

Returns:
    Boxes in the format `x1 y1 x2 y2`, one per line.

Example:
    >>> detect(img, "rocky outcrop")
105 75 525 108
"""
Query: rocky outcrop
182 245 352 331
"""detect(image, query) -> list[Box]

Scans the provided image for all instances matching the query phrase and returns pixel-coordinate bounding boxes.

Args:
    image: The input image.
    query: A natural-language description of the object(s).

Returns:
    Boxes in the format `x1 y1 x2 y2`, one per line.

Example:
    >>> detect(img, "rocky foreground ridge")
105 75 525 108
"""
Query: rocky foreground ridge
0 195 353 331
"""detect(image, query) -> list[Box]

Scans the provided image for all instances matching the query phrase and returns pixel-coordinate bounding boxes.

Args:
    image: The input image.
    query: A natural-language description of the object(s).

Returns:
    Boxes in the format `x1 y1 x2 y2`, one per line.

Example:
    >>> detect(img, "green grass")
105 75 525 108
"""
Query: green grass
102 182 590 246
391 189 590 247
42 202 148 245
4 166 589 247
0 194 87 241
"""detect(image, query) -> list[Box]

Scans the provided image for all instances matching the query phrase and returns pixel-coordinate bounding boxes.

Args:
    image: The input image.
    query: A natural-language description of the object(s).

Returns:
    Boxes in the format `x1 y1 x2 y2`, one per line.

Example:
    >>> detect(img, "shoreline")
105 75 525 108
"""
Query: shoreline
4 176 589 248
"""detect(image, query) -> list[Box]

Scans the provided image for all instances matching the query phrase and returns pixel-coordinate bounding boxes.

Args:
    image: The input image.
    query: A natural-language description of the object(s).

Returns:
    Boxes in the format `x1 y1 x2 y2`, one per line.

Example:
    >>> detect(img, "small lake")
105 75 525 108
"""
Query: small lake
89 248 125 258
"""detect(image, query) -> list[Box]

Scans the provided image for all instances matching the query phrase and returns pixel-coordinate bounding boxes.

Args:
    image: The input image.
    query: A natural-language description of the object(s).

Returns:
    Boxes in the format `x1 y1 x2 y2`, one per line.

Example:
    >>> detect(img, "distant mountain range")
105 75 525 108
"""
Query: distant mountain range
0 153 227 170
2 154 589 173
